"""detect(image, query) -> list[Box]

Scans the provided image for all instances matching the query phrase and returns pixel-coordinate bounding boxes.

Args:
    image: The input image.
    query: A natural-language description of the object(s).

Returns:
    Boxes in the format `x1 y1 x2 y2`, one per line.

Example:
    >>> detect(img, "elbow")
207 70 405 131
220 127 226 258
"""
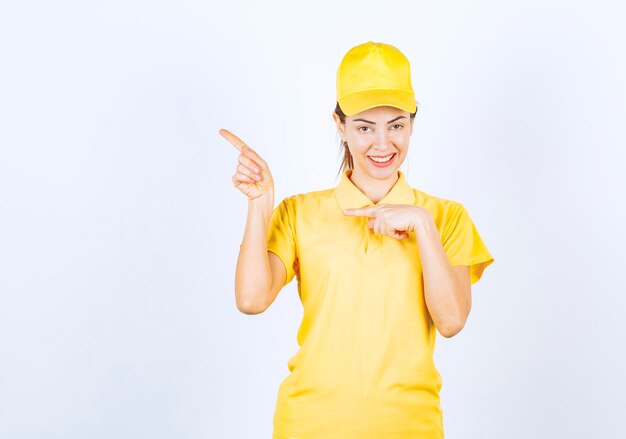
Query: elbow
236 301 266 315
237 304 263 315
438 301 471 338
235 292 268 315
438 319 466 338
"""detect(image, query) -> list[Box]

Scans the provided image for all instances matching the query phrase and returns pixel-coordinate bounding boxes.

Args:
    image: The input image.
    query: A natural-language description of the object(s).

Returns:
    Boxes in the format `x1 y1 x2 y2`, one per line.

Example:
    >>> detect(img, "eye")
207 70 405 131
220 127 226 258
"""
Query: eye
357 126 372 133
391 124 404 130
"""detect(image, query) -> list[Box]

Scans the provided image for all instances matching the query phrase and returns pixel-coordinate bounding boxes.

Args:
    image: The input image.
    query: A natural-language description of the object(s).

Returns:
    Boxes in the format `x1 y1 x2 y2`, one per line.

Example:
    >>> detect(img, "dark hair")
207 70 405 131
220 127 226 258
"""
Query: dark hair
334 101 419 179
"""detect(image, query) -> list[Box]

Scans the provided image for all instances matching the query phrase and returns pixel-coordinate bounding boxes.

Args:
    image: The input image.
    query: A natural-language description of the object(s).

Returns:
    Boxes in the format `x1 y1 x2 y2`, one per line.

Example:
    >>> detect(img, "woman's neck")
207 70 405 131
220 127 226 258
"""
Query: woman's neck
348 168 399 204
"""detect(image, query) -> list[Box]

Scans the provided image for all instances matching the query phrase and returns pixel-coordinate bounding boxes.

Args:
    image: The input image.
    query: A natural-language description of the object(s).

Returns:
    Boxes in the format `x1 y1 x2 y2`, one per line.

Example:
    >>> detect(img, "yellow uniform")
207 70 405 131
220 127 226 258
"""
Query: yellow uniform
267 169 494 439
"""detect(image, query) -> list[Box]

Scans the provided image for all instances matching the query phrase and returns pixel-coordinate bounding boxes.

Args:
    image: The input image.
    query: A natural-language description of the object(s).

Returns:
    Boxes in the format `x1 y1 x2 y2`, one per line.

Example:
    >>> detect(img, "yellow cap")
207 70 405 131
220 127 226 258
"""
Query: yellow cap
336 41 416 116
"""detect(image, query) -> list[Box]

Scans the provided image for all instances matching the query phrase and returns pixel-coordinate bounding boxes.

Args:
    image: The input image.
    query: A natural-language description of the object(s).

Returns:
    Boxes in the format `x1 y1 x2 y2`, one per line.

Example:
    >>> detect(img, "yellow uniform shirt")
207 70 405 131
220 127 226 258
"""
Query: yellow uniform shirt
267 169 494 439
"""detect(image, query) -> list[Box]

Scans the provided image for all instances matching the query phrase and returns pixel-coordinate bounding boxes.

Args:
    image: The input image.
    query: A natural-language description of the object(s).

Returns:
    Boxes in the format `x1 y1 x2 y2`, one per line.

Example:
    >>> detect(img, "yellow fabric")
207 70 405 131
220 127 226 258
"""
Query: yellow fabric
266 169 494 439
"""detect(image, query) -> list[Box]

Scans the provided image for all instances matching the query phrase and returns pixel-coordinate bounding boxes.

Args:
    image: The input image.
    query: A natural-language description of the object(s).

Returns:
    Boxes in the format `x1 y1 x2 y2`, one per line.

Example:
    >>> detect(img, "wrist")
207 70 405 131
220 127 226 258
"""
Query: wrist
248 193 274 214
412 207 437 235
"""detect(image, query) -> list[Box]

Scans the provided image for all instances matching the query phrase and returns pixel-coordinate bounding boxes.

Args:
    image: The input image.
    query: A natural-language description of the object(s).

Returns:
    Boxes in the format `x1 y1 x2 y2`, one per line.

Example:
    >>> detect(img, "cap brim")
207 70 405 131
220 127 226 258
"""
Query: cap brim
338 89 416 116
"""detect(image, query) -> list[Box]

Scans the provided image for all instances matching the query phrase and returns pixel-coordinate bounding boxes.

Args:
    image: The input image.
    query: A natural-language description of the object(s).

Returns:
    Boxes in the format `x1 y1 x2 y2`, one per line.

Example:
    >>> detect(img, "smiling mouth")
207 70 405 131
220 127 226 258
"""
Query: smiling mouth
367 153 396 163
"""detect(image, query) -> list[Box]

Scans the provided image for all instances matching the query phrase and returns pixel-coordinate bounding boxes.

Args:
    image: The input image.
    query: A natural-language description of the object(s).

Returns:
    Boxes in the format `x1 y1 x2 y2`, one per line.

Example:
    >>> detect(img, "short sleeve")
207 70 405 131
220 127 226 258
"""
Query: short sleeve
442 202 494 285
266 197 297 286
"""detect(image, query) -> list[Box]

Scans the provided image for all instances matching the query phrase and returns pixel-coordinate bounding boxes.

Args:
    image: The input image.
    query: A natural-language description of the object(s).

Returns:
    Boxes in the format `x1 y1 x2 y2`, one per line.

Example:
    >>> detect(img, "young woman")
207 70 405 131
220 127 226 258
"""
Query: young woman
220 41 494 439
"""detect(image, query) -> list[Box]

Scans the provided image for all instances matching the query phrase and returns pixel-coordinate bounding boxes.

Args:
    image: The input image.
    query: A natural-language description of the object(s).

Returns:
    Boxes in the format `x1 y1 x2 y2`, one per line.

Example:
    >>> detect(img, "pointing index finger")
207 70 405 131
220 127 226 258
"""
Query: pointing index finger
219 128 247 152
343 206 377 217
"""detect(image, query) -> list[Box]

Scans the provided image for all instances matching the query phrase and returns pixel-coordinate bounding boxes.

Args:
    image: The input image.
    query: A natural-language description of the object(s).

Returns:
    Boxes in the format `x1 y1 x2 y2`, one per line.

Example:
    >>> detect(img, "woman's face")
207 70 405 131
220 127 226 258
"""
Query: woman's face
334 105 413 181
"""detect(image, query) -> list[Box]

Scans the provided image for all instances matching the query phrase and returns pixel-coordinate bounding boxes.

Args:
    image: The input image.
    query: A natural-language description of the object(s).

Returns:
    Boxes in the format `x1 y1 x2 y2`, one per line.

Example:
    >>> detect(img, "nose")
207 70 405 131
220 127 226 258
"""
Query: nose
373 129 392 152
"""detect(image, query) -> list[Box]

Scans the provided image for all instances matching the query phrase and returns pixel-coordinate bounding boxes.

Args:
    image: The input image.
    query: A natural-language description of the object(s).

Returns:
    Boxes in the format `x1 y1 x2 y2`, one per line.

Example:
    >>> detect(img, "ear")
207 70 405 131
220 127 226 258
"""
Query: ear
332 112 346 139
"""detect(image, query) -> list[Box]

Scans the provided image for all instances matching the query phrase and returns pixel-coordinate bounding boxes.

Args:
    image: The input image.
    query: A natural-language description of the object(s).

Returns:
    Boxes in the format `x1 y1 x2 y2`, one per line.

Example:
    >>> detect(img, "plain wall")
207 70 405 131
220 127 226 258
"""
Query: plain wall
1 0 625 437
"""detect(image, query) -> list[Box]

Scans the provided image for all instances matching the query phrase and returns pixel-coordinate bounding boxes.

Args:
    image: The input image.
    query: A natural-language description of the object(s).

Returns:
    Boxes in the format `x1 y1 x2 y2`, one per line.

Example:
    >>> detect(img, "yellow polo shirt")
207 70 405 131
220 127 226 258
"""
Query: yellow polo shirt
267 169 494 439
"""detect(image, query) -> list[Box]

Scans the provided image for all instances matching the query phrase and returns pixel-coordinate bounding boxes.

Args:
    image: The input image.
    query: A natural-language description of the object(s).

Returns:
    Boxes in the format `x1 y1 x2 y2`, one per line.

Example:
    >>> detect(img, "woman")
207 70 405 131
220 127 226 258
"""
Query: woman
220 41 494 439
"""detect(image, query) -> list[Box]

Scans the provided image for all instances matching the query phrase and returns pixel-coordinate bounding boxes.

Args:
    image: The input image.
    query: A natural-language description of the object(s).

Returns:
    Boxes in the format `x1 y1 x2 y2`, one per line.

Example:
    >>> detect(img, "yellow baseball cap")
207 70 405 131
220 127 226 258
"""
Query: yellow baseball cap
336 41 416 116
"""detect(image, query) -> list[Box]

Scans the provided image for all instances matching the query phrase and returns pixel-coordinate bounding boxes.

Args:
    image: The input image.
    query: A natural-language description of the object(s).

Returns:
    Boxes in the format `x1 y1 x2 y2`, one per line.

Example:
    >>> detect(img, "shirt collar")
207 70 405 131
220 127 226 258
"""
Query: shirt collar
334 169 416 210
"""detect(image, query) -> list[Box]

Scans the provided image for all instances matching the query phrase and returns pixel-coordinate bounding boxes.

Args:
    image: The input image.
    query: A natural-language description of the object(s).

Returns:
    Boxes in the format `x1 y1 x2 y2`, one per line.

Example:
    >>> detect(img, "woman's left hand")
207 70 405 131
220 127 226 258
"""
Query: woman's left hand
342 204 431 240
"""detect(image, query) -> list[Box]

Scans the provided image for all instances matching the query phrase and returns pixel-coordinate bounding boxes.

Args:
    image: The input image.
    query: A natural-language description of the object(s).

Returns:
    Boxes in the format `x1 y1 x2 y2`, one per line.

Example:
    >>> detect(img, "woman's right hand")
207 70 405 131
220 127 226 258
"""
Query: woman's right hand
219 128 275 201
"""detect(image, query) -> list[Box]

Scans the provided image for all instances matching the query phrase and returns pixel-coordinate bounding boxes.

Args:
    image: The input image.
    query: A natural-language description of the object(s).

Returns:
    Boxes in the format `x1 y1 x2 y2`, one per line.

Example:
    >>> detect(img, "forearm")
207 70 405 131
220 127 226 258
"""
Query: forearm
235 194 274 312
414 216 467 337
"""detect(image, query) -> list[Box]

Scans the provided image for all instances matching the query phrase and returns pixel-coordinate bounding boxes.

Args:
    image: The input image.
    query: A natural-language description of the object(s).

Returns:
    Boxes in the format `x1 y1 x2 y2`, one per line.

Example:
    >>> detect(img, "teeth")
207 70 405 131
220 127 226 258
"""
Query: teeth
369 154 394 163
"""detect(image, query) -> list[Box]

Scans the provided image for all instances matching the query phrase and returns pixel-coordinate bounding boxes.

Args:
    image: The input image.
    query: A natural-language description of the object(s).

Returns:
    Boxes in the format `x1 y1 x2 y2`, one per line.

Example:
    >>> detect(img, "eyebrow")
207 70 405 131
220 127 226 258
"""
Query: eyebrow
351 115 407 124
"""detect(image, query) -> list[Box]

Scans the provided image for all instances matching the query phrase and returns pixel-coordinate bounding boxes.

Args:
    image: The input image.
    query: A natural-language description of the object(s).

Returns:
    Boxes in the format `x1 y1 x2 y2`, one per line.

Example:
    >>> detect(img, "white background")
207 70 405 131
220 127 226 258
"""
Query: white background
1 0 625 437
